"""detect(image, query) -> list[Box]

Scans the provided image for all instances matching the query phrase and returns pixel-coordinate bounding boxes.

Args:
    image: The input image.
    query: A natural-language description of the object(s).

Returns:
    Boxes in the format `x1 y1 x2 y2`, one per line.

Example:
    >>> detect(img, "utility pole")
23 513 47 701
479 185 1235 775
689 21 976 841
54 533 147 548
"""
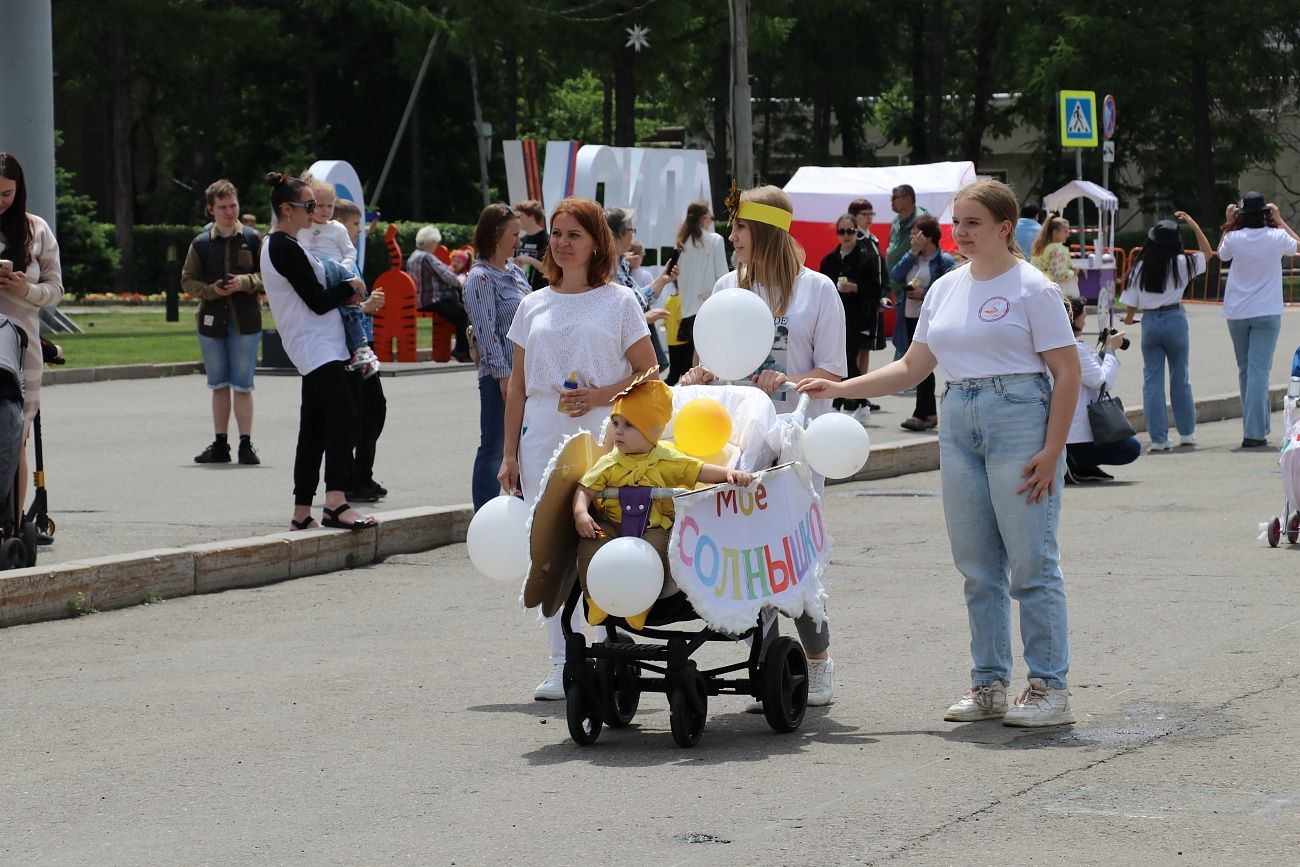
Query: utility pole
0 0 57 233
469 51 493 208
729 0 753 188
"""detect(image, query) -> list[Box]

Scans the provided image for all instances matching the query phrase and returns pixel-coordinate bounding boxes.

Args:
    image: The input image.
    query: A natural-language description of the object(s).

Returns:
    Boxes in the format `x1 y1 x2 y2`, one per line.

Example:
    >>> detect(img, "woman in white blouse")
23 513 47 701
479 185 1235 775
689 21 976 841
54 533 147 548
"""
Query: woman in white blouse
498 197 659 702
801 179 1081 728
0 153 65 512
1063 296 1139 482
667 201 729 384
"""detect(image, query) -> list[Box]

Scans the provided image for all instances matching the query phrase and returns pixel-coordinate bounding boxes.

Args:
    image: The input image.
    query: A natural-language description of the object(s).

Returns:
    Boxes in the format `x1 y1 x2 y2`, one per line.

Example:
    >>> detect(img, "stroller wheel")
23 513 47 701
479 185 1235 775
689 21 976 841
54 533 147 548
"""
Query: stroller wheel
0 537 26 570
565 663 603 746
20 520 37 568
669 667 708 748
1267 517 1282 548
1288 512 1300 545
597 657 641 728
760 636 809 733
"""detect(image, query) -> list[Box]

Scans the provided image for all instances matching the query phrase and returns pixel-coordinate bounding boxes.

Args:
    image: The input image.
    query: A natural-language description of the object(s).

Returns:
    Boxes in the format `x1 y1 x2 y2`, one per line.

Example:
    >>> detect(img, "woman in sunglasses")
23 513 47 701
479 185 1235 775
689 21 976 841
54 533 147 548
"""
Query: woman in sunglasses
818 214 876 415
260 171 375 531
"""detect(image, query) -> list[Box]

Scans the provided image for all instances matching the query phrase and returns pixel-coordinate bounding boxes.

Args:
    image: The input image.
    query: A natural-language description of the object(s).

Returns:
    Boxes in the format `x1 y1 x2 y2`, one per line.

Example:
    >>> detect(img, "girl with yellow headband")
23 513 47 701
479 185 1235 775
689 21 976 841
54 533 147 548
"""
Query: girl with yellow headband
681 184 846 708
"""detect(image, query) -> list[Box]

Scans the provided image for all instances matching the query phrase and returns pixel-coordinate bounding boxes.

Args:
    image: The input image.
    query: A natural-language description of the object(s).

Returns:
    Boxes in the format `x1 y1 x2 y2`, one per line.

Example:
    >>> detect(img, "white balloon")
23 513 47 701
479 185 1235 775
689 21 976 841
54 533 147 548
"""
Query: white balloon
802 413 872 479
694 288 776 381
466 495 531 583
586 536 664 617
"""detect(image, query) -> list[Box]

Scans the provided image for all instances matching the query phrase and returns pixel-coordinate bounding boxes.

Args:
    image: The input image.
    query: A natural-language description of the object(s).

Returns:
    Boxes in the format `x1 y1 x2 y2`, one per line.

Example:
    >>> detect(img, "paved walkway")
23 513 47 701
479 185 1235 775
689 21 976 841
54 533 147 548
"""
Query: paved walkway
35 304 1300 565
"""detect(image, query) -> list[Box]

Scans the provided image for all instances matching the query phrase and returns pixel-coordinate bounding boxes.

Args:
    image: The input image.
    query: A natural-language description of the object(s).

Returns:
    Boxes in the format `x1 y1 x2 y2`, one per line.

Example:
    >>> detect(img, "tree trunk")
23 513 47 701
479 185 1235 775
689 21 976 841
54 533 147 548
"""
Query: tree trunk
110 21 134 290
602 73 613 145
614 44 636 146
960 1 1002 163
837 96 861 166
908 1 927 162
924 0 945 160
201 77 221 209
811 96 831 164
1188 0 1216 225
710 41 729 214
306 66 318 154
504 48 519 141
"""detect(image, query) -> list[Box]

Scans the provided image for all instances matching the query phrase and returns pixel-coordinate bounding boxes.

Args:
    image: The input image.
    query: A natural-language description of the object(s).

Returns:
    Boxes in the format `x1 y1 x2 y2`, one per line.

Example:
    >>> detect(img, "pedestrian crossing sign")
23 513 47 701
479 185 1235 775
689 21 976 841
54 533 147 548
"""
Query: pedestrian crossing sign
1059 90 1098 147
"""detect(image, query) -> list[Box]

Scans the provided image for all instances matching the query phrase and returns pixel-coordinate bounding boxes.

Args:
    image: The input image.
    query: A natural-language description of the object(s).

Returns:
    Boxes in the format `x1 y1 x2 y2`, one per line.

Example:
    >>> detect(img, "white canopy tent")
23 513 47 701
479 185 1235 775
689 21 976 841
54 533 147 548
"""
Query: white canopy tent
784 162 978 225
1043 180 1118 255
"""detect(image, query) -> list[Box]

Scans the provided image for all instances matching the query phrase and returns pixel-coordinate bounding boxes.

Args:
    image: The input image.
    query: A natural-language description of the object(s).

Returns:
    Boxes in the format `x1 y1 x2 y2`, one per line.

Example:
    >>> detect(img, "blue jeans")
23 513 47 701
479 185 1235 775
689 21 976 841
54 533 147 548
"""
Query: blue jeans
939 373 1070 689
340 305 369 354
473 374 506 511
1140 306 1195 444
199 330 261 392
1227 315 1281 441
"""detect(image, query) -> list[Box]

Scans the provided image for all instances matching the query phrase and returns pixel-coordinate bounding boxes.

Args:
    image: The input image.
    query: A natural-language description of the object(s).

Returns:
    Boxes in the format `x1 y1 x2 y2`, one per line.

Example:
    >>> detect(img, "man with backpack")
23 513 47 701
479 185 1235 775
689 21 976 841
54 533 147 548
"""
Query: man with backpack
181 179 264 465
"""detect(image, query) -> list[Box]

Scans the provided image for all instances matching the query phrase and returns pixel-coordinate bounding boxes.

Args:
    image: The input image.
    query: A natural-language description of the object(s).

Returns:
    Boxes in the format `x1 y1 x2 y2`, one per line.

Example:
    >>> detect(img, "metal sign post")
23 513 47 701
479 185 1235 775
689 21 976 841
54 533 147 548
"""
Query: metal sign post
1101 94 1117 194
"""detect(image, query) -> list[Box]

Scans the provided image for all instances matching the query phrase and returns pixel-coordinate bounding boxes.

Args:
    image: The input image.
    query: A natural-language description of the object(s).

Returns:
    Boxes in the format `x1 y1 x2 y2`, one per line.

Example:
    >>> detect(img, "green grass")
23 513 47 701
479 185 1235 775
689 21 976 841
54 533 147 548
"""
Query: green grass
57 309 438 369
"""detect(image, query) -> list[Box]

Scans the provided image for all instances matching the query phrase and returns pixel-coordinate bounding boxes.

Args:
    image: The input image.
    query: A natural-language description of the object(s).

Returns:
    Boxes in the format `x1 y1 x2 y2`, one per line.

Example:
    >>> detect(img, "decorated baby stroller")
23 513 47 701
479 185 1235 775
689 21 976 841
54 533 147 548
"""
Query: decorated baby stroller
0 315 36 569
1264 349 1300 547
522 384 833 748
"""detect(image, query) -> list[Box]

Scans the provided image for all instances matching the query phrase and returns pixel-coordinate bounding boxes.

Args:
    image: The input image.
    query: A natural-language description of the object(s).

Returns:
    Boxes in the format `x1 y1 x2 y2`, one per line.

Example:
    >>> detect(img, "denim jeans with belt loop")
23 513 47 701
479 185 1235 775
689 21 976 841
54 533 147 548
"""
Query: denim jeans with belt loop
939 373 1070 689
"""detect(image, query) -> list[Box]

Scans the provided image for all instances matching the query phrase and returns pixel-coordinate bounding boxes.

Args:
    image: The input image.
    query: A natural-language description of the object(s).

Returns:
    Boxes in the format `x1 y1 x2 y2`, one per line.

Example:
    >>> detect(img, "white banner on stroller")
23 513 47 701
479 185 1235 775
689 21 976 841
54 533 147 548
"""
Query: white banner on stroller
669 464 829 635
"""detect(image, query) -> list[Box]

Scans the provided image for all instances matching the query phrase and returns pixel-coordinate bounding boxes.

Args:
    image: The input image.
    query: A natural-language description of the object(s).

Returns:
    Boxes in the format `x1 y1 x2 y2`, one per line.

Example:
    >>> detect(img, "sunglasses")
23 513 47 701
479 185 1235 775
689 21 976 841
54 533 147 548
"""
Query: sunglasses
836 228 857 236
287 200 317 213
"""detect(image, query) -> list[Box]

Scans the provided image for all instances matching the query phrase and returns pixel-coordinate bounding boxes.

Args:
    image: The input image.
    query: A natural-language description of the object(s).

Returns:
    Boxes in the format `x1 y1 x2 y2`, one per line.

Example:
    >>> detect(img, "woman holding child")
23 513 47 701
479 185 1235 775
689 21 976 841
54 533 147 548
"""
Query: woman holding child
498 197 660 701
260 172 375 532
681 185 846 707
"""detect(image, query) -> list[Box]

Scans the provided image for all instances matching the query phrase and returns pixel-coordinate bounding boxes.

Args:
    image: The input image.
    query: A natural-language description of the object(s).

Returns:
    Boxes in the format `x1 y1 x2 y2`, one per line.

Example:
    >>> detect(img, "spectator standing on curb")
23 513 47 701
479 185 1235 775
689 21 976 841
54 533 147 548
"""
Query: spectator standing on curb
334 198 389 502
818 213 875 416
887 185 927 357
463 204 529 511
513 200 550 292
847 198 888 402
1217 192 1300 448
181 179 264 466
0 152 65 513
1120 213 1212 451
1030 215 1080 296
669 200 729 385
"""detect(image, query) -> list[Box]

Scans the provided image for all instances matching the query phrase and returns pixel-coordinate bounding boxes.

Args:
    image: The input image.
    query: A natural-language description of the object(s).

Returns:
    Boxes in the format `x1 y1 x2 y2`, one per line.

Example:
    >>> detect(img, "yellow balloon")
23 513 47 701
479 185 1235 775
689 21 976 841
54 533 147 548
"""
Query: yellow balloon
673 398 733 457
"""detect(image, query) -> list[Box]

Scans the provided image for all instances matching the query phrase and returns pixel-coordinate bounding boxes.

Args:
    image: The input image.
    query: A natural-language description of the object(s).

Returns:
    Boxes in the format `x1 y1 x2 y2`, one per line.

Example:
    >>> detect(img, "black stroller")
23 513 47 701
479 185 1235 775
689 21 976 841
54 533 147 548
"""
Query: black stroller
0 316 40 570
524 386 826 748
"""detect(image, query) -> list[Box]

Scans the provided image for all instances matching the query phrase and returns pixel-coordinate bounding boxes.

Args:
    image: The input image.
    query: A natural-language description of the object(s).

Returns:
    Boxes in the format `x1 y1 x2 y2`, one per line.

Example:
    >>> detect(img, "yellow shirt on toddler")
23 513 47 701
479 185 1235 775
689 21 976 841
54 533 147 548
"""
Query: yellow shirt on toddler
580 443 705 528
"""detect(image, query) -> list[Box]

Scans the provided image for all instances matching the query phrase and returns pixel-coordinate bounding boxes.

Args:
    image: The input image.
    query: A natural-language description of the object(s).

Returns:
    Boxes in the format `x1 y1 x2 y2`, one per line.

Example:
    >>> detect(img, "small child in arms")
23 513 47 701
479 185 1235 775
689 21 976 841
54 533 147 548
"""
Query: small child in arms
574 371 754 628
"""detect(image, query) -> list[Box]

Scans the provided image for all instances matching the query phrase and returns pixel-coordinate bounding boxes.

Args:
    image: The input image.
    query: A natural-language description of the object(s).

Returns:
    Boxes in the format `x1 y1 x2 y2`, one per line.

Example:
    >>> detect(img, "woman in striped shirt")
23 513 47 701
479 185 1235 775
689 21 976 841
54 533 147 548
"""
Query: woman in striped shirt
462 204 530 511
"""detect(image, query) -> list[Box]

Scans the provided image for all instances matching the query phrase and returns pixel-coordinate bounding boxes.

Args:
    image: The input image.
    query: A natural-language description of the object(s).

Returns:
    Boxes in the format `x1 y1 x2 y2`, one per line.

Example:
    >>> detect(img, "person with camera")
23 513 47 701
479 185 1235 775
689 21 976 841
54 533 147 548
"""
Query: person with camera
1119 214 1212 451
1063 296 1140 483
1217 193 1300 448
182 179 265 465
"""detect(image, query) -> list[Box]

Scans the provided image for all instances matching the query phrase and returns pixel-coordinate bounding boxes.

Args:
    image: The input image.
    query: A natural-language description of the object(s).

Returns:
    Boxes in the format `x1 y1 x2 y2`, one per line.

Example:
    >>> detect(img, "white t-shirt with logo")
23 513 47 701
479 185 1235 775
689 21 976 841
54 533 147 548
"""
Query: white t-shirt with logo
913 259 1075 382
713 267 847 415
1218 227 1296 320
1119 252 1206 311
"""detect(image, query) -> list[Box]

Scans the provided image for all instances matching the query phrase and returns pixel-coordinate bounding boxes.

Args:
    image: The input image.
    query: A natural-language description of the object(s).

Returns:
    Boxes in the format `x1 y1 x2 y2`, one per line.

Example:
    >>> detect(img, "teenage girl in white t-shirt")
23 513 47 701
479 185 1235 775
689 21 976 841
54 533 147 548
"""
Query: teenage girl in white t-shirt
681 185 847 708
498 197 659 702
800 179 1082 727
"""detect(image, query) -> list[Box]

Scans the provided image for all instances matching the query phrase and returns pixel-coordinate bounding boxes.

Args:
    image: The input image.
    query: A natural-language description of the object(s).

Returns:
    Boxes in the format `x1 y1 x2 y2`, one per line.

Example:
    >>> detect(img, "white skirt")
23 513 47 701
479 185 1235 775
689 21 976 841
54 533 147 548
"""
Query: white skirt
520 397 611 508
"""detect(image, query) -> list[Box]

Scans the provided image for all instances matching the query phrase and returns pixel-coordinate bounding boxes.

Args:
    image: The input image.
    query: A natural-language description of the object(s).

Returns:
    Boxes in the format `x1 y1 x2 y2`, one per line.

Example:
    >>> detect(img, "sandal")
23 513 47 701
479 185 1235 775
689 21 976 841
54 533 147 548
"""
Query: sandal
321 502 377 531
290 516 319 531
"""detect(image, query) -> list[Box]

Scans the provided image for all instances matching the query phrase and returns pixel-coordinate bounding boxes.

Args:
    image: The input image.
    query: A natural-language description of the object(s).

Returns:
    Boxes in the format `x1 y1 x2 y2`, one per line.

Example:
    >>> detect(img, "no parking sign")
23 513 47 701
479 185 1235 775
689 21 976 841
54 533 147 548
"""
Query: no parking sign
1103 94 1117 140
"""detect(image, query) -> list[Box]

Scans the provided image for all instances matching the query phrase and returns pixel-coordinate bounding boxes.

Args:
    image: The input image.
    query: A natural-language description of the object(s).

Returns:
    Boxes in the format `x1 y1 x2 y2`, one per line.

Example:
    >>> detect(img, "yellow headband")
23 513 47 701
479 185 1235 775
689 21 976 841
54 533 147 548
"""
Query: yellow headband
736 200 793 232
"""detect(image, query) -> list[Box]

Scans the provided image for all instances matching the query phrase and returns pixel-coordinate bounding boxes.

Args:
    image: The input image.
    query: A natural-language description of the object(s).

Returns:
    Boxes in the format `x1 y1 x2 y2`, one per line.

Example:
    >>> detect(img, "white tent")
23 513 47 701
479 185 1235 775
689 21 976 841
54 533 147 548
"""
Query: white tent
783 162 978 225
1043 180 1118 254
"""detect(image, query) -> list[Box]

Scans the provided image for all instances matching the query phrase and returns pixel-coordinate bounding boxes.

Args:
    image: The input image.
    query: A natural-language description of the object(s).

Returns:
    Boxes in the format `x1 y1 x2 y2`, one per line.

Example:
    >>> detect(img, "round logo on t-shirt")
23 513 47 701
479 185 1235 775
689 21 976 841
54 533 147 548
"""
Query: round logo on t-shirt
978 296 1011 322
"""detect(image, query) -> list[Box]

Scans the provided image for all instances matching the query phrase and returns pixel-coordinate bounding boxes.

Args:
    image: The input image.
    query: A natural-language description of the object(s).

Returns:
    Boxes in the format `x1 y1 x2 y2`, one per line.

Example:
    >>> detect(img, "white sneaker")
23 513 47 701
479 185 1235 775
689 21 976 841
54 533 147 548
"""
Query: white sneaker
806 657 834 706
851 406 872 426
1179 433 1197 447
1148 440 1174 452
533 662 565 701
943 681 1008 721
1002 678 1074 727
743 698 764 714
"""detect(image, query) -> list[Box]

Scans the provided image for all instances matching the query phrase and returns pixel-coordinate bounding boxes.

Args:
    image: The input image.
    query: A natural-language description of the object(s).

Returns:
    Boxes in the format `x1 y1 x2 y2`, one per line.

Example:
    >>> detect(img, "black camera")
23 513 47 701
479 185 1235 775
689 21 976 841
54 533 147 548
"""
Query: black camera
1099 328 1130 351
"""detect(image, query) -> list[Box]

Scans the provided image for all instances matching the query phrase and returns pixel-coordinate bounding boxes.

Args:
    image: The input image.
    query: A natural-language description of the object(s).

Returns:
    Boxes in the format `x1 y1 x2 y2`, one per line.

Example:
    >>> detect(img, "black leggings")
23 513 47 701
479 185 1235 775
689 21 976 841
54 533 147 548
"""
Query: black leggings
428 298 470 353
905 316 937 418
294 361 361 506
666 340 694 386
352 373 387 487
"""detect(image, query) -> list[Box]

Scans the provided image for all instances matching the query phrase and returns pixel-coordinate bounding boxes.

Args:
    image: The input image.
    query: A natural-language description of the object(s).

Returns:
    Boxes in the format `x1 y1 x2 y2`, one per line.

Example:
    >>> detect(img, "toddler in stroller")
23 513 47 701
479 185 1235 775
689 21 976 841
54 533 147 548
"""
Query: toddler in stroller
573 370 753 629
523 380 831 747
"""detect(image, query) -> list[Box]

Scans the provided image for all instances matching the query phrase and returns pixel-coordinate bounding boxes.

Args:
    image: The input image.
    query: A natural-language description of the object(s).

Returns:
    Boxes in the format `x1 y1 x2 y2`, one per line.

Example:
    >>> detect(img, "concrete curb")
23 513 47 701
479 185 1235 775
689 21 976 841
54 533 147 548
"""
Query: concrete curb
834 384 1286 486
43 362 205 385
0 504 472 628
0 384 1281 630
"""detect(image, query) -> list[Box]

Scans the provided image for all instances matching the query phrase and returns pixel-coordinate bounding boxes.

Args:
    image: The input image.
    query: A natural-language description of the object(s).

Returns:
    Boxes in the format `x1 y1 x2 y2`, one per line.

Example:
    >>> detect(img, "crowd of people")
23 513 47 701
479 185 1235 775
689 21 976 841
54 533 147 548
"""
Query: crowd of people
5 141 1300 726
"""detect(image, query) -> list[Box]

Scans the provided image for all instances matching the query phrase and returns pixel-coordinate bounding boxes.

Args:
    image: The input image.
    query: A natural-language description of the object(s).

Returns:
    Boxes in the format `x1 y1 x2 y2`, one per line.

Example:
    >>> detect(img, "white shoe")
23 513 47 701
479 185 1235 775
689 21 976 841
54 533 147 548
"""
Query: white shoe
743 698 764 714
1179 433 1197 447
851 406 872 426
943 681 1008 721
1148 440 1174 452
806 657 834 706
1002 678 1074 727
533 662 565 701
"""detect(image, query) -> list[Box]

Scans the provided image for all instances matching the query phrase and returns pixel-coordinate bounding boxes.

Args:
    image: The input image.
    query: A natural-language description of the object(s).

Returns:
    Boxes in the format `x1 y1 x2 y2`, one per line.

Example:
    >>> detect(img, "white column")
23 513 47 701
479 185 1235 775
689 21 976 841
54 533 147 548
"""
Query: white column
0 0 57 233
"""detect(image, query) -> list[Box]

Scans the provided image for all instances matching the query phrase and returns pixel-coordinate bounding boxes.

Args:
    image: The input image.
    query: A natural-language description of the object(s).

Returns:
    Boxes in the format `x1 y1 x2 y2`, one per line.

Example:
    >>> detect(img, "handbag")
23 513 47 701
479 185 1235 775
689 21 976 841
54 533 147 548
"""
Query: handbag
1087 385 1136 444
664 292 684 346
